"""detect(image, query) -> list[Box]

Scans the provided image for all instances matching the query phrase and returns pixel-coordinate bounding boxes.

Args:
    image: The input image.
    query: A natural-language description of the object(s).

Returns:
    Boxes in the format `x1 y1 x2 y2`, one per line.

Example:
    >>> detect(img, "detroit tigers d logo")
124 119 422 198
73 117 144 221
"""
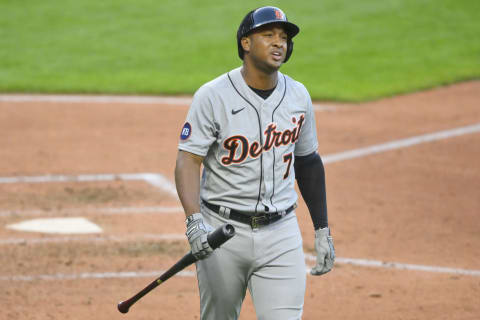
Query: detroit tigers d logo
221 114 305 165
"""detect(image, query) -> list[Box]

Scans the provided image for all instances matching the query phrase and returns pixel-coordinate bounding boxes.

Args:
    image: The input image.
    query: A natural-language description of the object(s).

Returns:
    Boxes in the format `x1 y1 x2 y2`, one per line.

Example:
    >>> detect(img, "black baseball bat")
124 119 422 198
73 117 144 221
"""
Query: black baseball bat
117 223 235 314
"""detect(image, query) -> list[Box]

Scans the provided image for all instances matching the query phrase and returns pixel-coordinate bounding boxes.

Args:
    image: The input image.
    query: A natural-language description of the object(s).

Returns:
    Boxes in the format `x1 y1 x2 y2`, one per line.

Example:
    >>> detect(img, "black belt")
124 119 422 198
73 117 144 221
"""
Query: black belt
202 201 296 228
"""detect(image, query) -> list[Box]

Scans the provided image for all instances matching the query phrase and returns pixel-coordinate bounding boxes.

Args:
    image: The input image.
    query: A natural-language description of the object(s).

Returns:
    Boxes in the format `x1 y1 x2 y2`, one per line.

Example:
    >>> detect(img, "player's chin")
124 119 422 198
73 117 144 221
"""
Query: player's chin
255 57 283 73
266 57 284 70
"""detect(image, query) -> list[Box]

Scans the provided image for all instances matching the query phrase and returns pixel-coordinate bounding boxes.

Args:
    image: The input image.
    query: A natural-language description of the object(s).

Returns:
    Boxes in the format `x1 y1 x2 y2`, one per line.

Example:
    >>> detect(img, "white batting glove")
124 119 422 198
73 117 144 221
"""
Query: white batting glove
185 213 214 260
311 227 335 276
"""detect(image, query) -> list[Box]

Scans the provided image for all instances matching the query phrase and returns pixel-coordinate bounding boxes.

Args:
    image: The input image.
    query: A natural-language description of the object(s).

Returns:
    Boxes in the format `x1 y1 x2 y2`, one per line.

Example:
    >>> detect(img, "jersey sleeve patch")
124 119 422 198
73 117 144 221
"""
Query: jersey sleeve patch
180 122 192 140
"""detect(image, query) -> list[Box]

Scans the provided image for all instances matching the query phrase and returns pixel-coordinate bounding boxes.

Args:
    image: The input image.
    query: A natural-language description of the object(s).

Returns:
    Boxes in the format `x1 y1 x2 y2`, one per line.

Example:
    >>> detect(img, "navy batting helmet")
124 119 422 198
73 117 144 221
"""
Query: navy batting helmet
237 6 300 63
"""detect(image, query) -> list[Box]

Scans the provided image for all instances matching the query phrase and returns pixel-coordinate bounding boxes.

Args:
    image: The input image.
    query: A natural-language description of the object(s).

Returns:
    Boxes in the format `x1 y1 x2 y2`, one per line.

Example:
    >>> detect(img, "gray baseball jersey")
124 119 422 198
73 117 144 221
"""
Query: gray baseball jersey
178 67 318 213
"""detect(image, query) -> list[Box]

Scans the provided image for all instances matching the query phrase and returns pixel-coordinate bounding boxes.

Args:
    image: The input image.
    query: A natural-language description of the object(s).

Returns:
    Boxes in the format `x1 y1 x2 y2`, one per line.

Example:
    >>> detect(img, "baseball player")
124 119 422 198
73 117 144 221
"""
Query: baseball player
175 6 335 320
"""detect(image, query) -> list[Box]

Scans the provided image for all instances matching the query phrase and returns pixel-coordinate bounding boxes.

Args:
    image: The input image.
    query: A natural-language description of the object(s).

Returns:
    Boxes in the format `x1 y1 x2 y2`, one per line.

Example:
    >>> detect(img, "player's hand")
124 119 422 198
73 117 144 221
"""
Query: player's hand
185 213 214 260
311 227 335 275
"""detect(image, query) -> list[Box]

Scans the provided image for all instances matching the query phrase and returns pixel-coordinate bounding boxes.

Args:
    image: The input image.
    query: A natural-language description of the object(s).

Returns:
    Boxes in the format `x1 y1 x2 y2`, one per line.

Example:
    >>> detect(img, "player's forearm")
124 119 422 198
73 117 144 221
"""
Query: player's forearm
174 150 204 216
294 152 328 230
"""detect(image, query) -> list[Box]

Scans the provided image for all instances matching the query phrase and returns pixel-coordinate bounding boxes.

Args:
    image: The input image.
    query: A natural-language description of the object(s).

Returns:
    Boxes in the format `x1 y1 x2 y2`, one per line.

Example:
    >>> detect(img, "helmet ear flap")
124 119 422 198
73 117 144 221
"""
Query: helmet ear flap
284 39 294 63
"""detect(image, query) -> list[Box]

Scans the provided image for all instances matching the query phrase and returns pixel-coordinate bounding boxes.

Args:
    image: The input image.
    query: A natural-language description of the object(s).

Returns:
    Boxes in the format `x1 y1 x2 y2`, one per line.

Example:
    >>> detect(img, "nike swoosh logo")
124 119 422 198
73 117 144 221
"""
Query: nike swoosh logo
232 107 245 115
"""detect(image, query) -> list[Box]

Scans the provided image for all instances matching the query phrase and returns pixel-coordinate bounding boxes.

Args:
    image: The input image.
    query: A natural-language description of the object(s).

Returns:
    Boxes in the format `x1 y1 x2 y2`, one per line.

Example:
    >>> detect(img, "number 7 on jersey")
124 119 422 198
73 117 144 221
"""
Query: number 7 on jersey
283 152 293 179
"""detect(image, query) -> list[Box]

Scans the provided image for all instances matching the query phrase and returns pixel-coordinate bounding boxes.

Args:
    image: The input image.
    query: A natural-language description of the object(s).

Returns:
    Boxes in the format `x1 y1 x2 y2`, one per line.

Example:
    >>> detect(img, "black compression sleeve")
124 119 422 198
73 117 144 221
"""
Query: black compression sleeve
294 152 328 230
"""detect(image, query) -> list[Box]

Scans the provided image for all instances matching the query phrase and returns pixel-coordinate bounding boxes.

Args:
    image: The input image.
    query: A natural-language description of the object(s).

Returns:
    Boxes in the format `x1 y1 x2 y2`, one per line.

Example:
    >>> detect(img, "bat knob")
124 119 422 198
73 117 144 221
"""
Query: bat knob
117 301 130 314
207 224 236 250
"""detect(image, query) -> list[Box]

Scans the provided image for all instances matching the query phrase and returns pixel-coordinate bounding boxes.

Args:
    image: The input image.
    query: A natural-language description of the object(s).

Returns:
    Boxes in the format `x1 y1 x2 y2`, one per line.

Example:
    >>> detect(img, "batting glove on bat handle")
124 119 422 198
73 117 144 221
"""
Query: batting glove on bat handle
186 213 214 259
185 223 236 263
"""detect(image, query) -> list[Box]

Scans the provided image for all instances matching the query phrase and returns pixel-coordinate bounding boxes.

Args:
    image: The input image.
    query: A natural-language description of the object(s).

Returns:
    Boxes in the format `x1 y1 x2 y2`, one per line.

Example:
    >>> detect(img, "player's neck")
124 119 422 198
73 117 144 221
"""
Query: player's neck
240 64 278 90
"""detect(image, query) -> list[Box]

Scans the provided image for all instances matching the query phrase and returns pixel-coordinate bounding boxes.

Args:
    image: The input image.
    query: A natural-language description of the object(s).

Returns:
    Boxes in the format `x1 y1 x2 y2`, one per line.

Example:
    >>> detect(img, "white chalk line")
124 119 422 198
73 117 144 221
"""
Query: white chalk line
0 94 193 106
1 253 478 282
0 206 183 218
322 123 480 164
304 254 480 277
0 233 186 245
0 94 336 111
0 270 196 282
0 172 178 199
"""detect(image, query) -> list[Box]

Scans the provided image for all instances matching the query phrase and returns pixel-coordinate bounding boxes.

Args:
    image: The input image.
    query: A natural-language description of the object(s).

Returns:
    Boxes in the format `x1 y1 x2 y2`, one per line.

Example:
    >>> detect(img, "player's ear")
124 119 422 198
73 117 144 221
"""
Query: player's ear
241 36 250 53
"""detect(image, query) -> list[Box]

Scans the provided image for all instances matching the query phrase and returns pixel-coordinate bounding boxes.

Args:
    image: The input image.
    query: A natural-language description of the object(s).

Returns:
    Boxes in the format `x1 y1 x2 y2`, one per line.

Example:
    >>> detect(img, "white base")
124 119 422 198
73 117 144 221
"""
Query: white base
6 217 103 234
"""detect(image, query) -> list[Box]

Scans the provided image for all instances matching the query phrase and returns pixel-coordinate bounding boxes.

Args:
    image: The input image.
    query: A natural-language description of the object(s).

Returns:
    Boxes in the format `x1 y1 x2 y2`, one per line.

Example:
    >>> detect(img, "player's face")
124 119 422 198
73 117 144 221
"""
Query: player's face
244 24 288 73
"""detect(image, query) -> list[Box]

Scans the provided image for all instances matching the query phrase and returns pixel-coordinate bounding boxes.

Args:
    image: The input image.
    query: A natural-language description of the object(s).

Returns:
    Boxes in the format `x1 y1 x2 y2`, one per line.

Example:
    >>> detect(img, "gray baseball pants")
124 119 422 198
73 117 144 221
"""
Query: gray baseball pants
196 204 306 320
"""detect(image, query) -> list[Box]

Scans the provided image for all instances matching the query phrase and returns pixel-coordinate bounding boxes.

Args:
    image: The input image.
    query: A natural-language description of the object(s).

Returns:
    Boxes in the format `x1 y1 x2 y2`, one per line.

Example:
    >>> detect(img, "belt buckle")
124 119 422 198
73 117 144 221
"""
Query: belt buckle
251 215 268 228
251 216 261 228
251 213 272 228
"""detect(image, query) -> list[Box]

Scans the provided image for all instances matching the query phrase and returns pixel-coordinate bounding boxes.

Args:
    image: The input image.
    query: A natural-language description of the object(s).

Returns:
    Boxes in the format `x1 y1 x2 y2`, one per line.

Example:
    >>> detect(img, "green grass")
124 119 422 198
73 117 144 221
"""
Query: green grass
0 0 479 101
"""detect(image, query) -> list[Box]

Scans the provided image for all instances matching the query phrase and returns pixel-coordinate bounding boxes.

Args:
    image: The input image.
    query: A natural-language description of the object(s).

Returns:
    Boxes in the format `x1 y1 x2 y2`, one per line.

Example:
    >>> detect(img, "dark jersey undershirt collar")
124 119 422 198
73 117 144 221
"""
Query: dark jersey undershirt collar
248 85 276 100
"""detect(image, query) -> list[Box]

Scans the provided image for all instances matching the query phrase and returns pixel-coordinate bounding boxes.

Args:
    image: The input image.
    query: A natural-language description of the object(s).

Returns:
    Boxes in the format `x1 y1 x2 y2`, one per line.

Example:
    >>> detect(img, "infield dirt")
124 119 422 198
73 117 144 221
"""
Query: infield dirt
1 81 479 320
